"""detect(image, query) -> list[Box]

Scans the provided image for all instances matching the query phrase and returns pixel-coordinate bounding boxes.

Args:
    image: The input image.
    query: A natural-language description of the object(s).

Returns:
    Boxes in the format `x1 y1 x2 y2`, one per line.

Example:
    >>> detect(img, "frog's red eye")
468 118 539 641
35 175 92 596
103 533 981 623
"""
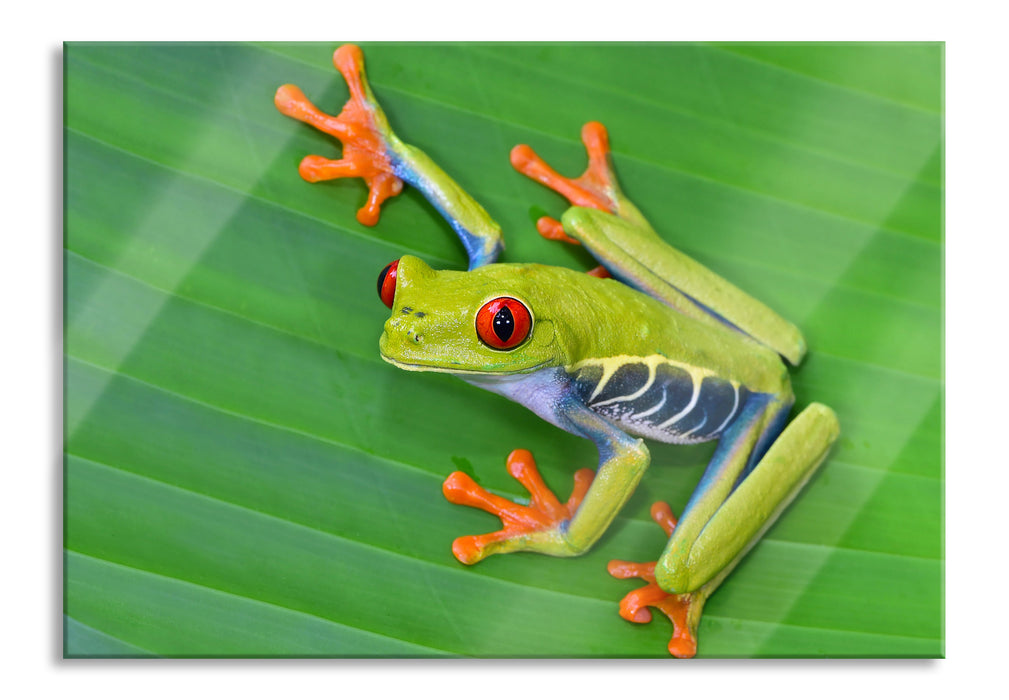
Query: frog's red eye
377 260 399 308
475 297 532 350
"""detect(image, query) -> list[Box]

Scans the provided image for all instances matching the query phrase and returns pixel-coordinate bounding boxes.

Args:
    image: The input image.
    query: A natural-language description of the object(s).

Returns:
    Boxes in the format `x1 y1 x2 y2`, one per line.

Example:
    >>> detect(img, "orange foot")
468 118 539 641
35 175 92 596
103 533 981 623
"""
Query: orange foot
442 449 594 564
275 44 403 226
607 502 705 659
510 121 620 246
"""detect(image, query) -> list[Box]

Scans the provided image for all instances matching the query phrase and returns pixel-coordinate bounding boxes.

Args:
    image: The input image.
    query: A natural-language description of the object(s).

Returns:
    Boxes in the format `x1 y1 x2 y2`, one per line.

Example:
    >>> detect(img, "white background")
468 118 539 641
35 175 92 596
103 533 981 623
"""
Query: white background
5 1 994 697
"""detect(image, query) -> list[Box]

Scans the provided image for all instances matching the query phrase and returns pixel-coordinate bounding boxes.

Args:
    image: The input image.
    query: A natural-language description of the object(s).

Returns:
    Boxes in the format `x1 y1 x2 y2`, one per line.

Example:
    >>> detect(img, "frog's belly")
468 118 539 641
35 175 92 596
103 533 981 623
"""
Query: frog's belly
569 355 751 445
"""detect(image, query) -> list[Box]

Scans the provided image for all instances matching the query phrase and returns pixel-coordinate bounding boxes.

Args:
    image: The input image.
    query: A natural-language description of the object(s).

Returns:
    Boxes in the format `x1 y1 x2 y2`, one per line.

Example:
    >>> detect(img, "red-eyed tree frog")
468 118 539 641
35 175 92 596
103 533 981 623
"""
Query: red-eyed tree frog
275 45 840 658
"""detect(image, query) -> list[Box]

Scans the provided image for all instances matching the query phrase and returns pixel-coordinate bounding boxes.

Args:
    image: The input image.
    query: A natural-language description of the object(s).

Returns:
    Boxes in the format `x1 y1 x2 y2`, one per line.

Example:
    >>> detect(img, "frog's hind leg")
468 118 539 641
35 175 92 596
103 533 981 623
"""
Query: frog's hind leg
656 402 838 595
511 122 619 219
511 122 651 243
607 503 705 658
512 123 806 364
610 402 838 657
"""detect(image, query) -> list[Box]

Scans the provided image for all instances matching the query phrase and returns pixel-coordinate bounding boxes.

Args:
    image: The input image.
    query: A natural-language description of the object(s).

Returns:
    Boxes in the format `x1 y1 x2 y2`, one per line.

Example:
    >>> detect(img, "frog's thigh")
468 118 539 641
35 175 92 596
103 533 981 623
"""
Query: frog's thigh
559 207 668 284
560 207 806 365
559 207 725 332
655 403 840 595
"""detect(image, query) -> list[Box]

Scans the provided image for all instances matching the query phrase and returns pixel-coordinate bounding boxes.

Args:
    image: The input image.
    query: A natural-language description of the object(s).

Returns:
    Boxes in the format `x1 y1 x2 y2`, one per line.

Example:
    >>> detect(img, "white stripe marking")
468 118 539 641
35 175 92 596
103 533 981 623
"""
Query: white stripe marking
591 363 656 407
681 410 708 438
707 383 741 437
658 375 701 429
630 387 667 420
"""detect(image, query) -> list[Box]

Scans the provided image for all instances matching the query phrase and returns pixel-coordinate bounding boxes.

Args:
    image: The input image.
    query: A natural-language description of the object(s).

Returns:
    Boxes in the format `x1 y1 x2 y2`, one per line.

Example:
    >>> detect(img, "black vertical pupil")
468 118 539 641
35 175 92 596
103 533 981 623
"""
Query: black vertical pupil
493 305 514 342
377 264 393 297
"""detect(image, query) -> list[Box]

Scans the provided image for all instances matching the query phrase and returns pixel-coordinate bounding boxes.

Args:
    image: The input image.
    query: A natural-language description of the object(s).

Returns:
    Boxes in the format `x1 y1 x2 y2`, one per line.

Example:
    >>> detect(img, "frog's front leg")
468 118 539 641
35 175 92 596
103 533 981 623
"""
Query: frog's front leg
610 400 840 657
275 44 503 269
442 449 594 563
443 390 649 563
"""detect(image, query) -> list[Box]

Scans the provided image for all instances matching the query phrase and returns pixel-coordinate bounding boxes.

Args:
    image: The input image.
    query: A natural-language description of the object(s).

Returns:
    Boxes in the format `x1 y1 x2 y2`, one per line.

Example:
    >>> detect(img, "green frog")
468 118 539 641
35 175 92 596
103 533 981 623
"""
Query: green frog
275 45 839 657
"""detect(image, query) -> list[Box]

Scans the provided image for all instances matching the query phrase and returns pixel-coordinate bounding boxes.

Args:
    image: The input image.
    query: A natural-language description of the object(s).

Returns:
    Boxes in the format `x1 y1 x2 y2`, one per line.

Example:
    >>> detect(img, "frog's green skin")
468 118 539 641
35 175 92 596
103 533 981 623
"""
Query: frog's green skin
276 45 840 657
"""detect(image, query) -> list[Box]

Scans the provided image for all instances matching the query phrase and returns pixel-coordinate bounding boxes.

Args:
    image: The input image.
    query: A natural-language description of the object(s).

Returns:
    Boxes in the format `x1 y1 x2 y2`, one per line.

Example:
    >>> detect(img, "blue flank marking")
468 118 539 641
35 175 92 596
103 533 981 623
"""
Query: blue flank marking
734 399 792 487
677 392 773 524
548 386 637 466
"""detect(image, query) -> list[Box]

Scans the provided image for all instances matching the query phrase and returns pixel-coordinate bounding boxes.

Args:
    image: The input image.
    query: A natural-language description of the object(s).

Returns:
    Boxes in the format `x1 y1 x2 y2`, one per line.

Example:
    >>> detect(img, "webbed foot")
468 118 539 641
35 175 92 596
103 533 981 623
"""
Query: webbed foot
607 502 705 659
442 449 594 564
511 122 621 244
275 44 403 226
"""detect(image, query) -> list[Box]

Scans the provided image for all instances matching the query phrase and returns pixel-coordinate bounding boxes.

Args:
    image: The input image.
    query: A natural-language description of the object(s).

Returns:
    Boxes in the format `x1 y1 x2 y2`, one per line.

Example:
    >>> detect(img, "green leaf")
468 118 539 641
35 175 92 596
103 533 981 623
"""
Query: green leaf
64 42 942 658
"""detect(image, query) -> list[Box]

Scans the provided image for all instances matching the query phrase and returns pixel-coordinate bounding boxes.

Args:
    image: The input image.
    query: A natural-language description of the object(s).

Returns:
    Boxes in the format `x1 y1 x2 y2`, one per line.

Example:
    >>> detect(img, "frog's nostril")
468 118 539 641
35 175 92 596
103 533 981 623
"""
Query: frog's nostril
387 319 423 344
388 310 426 344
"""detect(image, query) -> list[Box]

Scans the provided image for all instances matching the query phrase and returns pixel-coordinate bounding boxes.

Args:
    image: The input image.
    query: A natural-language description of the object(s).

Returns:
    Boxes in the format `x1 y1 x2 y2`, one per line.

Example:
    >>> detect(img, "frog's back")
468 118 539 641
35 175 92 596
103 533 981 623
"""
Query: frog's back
543 272 790 444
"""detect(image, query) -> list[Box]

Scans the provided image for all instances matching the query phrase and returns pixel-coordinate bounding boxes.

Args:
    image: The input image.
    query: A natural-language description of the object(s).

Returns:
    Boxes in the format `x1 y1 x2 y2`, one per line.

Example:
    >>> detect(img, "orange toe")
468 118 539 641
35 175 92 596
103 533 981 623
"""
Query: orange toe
275 44 404 226
607 501 703 659
442 450 593 565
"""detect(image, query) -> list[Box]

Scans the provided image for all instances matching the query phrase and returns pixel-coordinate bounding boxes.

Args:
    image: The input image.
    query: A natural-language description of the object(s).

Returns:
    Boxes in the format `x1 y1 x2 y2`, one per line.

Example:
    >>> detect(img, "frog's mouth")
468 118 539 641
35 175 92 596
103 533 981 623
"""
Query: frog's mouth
379 352 470 374
379 351 550 376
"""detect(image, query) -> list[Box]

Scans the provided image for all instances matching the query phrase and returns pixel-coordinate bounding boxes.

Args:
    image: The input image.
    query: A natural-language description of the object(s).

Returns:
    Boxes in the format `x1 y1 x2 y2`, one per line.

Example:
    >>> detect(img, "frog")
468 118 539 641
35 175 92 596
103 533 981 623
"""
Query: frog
275 44 840 658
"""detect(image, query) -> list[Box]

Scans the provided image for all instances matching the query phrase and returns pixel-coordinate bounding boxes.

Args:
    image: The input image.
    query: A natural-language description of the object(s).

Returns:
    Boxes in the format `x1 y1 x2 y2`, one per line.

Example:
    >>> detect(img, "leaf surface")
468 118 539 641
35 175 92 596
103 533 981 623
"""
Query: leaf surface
64 42 942 657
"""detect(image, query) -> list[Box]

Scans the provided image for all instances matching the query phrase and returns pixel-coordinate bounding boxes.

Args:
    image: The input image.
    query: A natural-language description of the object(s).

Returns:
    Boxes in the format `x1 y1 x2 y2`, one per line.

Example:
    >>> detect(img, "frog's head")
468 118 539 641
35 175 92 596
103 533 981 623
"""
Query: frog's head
377 255 569 375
